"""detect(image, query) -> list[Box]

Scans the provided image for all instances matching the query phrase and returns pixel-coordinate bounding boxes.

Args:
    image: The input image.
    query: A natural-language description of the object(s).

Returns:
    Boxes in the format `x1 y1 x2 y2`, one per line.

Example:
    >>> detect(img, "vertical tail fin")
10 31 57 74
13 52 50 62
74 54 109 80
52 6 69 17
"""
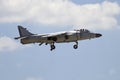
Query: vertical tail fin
18 25 34 37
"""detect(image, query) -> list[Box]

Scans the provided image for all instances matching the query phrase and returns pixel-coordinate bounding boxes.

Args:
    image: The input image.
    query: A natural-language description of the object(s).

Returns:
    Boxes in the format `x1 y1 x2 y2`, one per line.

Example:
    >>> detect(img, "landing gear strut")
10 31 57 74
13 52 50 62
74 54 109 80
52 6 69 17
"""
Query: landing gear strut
50 43 56 51
73 42 78 49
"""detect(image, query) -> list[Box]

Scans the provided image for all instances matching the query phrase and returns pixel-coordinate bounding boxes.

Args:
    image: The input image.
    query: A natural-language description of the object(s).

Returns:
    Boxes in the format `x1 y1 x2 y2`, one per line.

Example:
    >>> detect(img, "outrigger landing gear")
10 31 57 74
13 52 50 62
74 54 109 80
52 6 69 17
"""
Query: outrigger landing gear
39 43 43 46
73 42 78 49
50 43 56 51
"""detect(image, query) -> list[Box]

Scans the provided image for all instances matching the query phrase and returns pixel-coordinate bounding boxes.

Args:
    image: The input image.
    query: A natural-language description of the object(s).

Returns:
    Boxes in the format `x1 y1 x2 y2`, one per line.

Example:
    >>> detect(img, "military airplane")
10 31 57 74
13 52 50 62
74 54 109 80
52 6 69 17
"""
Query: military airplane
15 26 102 51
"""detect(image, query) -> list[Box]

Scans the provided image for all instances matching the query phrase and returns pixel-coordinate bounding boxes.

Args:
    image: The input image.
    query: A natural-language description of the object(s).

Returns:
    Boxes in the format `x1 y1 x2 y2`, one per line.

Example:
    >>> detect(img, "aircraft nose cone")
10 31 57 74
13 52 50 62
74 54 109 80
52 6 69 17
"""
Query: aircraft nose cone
95 33 102 37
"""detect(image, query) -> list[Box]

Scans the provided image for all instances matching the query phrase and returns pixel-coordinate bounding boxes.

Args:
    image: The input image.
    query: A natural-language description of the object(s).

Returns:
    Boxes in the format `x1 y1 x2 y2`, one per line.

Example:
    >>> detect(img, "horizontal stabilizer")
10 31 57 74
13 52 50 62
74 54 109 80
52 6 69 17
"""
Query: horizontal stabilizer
14 36 28 40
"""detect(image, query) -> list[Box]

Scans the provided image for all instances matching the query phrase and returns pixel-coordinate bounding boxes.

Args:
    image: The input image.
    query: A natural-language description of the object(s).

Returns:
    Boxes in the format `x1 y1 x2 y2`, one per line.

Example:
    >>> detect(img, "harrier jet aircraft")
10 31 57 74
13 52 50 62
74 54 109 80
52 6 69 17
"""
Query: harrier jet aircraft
15 26 102 51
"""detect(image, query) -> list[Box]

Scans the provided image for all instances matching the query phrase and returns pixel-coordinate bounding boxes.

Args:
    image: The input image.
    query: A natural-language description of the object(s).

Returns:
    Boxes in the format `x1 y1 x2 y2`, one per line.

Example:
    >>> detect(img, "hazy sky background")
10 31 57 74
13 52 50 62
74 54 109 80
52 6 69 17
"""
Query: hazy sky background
0 0 120 80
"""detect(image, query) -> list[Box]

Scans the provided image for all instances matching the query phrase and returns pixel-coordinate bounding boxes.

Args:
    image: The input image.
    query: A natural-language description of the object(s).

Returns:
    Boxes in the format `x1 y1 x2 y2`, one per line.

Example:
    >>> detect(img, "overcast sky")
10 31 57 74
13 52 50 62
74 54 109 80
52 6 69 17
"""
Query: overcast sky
0 0 120 80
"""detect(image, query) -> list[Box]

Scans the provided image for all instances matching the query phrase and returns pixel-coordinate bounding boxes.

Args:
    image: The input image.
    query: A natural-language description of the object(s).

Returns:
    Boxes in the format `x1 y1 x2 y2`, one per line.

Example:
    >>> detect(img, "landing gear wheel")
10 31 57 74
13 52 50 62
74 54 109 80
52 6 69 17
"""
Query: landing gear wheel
73 45 78 49
51 45 55 49
50 45 56 51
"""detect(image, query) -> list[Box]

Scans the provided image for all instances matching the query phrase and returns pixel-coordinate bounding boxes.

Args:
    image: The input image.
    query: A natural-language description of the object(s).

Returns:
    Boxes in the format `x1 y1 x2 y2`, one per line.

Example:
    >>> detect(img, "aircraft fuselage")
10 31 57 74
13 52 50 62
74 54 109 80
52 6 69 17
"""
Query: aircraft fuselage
21 31 100 44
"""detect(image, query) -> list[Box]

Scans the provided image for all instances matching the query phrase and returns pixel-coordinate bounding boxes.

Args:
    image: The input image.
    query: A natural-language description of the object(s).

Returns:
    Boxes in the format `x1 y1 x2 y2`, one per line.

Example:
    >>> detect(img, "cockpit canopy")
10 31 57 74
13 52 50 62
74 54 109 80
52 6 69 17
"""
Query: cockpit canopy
74 29 90 33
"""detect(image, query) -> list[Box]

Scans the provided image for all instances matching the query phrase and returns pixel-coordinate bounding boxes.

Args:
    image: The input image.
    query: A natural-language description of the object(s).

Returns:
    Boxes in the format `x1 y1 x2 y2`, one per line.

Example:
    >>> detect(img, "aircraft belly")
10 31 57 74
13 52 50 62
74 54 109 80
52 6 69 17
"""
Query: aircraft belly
21 36 43 44
56 36 77 43
21 38 32 44
36 35 78 43
21 38 36 44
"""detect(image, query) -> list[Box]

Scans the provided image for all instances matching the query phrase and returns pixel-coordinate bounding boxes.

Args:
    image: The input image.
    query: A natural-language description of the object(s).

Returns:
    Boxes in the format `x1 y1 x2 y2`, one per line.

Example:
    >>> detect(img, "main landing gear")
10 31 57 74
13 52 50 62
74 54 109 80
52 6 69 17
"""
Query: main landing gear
50 43 56 51
73 42 78 49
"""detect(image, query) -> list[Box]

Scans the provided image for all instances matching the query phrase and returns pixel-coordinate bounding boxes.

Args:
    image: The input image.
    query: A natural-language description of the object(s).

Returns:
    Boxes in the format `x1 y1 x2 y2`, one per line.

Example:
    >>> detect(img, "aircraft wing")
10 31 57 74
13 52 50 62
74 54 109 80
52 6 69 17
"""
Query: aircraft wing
41 31 67 38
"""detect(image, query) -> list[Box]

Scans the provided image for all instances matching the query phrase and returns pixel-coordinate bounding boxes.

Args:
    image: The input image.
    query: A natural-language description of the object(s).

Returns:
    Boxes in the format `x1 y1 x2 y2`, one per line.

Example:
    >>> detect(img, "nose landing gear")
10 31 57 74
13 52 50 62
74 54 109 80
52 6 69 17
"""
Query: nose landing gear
73 42 78 49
